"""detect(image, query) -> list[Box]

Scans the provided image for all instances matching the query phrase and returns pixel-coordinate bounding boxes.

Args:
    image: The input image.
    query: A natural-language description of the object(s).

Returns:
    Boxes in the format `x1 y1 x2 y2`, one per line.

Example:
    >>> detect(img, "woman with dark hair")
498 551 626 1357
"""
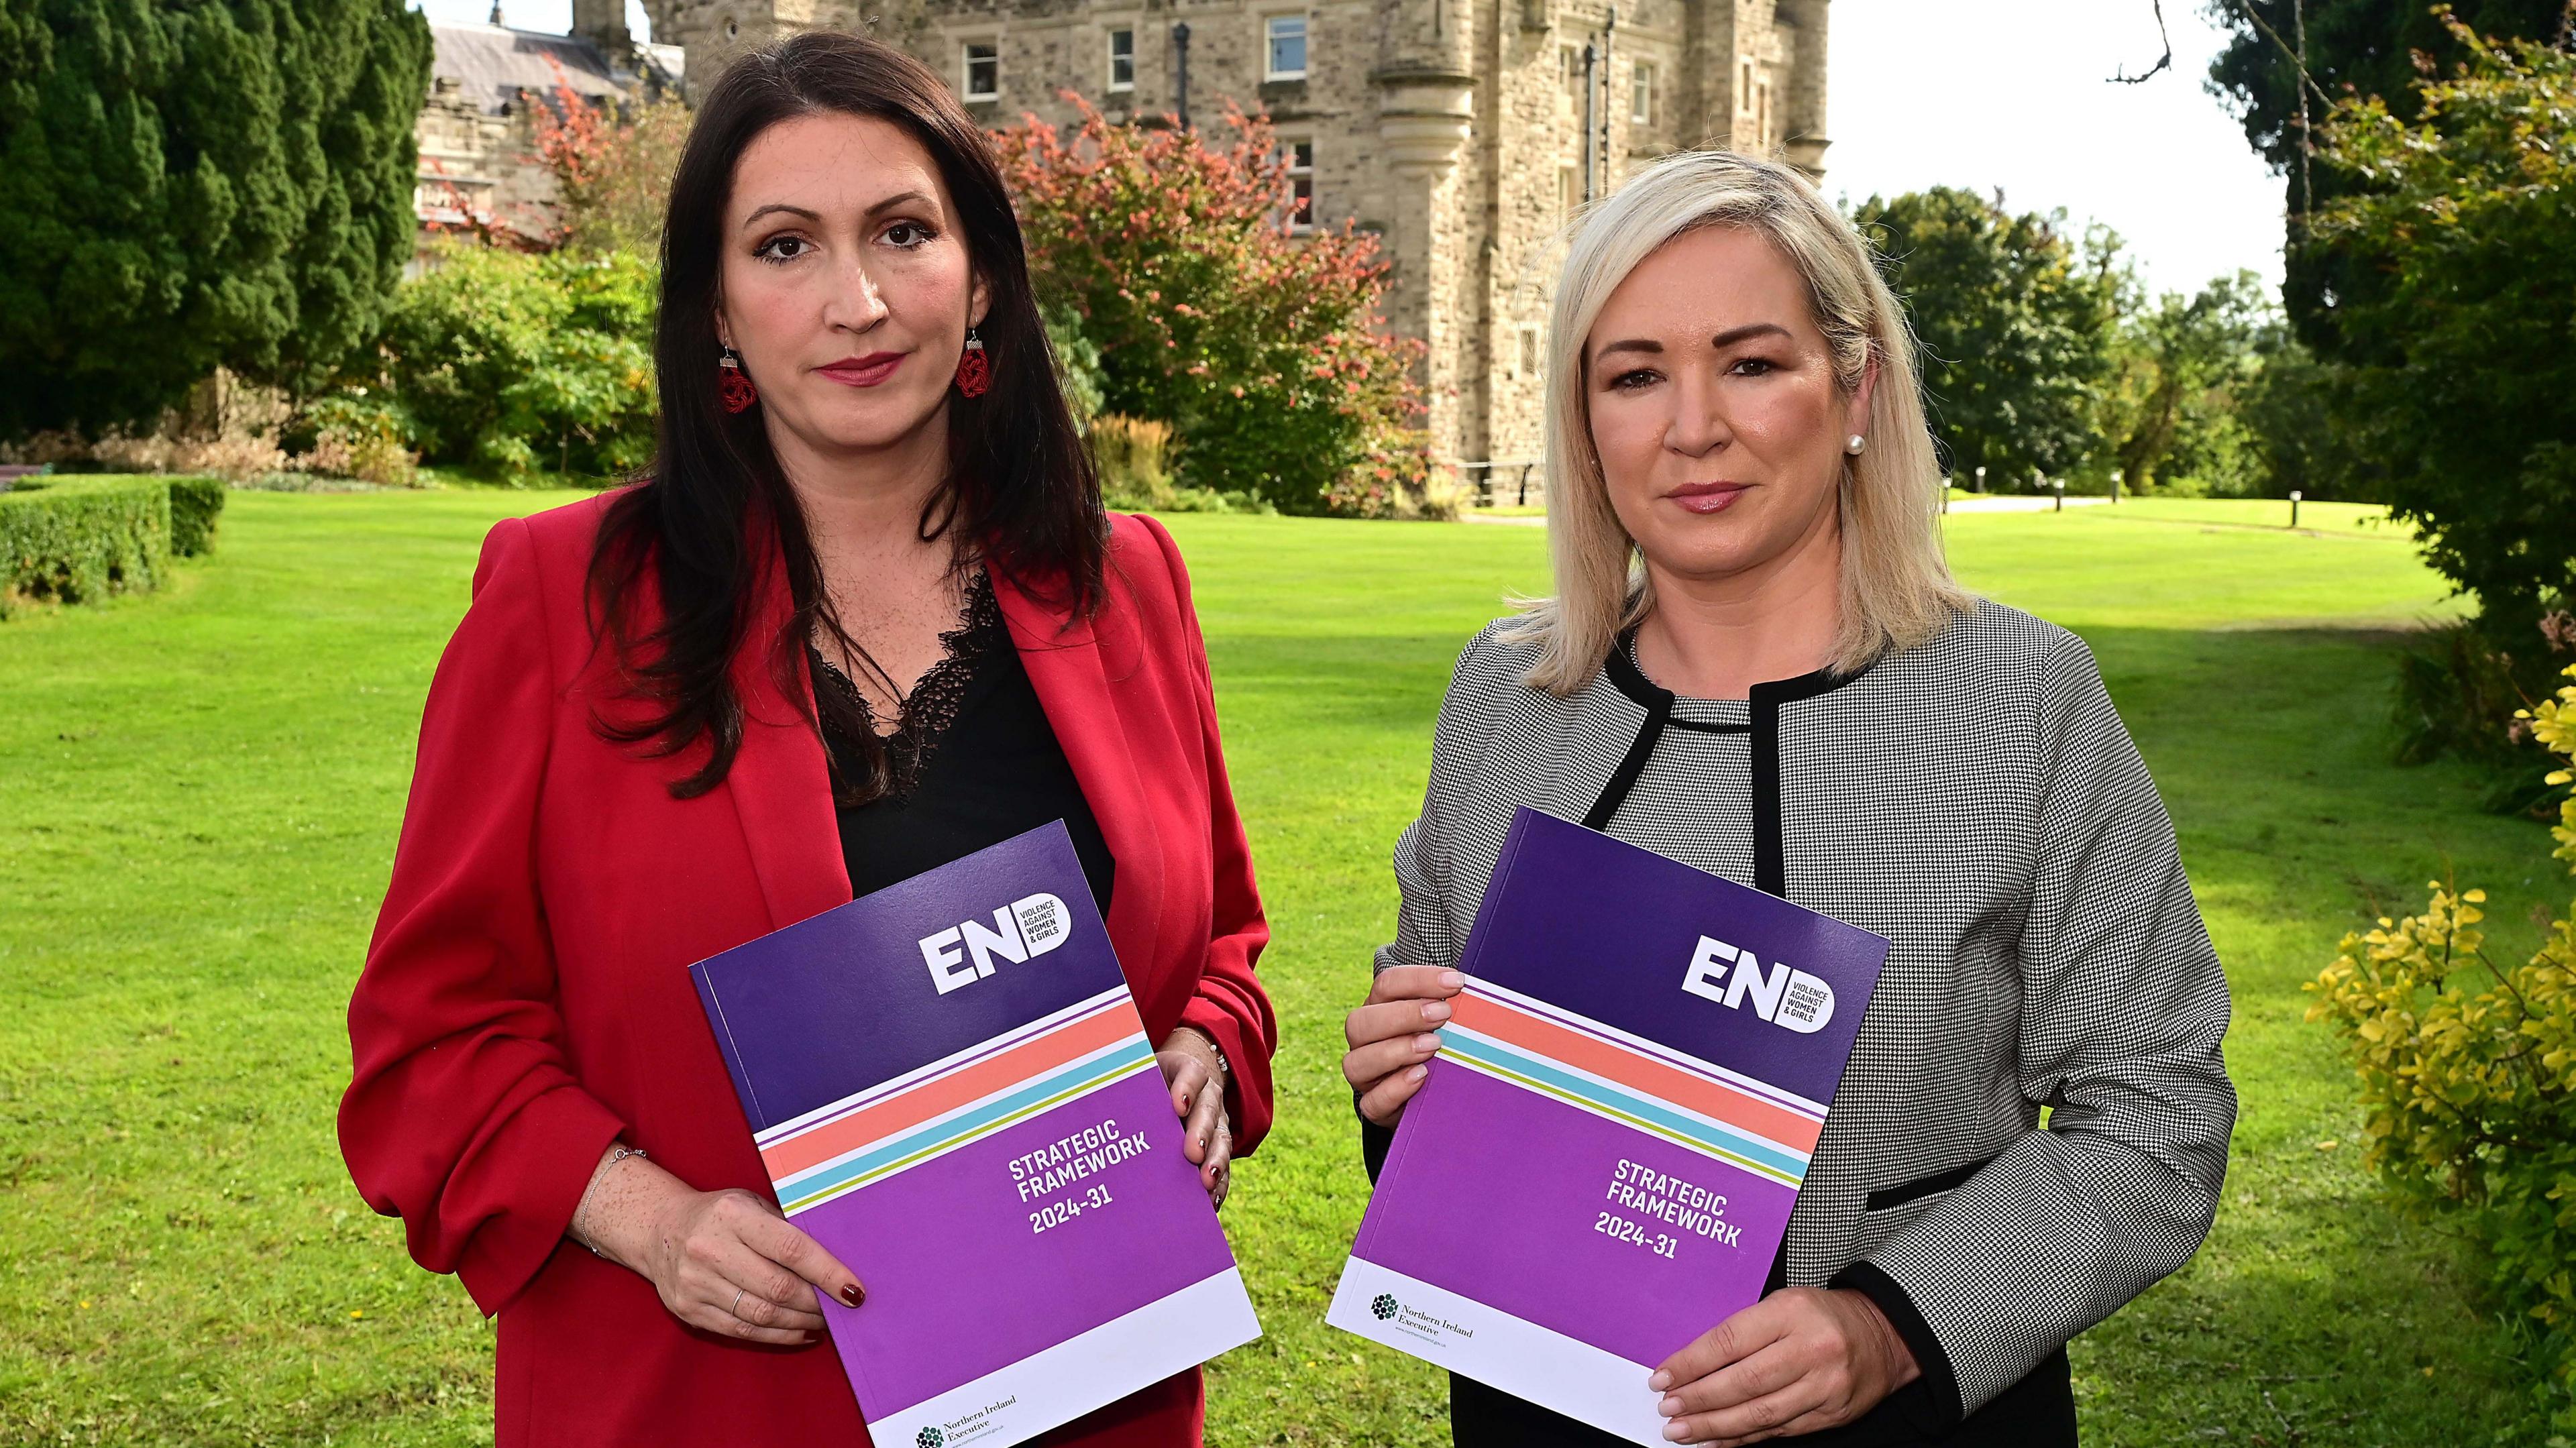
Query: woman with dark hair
339 32 1275 1447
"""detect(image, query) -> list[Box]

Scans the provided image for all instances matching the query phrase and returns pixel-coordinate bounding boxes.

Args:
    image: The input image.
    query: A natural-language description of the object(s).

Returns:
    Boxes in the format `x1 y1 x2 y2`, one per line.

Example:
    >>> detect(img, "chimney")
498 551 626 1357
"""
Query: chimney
570 0 632 60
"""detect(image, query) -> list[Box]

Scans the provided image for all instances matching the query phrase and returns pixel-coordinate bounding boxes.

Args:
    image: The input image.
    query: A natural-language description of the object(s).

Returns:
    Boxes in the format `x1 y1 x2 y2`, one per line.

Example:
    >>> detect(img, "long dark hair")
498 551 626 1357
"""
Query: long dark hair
588 31 1103 801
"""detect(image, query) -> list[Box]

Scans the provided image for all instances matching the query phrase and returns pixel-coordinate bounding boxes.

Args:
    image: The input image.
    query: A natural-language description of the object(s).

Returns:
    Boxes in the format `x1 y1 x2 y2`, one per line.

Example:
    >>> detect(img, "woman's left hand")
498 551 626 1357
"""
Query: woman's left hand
1155 1026 1232 1210
1647 1286 1919 1445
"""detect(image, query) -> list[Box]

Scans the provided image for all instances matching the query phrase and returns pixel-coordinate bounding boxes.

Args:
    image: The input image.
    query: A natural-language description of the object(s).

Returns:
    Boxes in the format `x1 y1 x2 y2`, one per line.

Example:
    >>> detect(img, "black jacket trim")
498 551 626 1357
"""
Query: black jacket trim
1864 1154 1997 1212
1586 647 1673 830
1751 691 1788 896
1600 637 1873 891
1748 665 1868 896
1830 1259 1964 1430
1600 634 1668 712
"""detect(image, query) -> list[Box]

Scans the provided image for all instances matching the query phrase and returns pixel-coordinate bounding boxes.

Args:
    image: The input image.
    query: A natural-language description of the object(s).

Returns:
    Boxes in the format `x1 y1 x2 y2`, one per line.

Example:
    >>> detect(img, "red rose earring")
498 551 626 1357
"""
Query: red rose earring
955 328 991 398
718 346 758 414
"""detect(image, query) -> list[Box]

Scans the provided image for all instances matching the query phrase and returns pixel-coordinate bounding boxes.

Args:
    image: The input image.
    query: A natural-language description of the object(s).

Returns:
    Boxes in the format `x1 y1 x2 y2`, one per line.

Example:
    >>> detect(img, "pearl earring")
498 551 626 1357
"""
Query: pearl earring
1844 433 1867 456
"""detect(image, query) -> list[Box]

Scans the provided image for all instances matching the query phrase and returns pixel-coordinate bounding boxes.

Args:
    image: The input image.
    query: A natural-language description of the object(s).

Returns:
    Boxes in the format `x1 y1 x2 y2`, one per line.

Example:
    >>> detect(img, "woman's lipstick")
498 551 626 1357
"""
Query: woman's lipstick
1666 481 1750 514
815 352 904 387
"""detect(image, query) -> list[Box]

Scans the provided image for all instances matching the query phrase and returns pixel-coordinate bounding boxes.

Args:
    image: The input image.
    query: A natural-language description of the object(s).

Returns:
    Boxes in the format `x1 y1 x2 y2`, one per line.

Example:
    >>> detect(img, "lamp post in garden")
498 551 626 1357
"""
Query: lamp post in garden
2051 474 2065 512
2290 489 2302 530
1974 465 1986 494
2111 467 2122 505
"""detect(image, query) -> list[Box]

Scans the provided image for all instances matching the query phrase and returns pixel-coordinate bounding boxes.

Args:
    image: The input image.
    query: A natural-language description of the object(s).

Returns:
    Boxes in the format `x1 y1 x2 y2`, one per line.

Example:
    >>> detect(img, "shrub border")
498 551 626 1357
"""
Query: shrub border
0 474 225 620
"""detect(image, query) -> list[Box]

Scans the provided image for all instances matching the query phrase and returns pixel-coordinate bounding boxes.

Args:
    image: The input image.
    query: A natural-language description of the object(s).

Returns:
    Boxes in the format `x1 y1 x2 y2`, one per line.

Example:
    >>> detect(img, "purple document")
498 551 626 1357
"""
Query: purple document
1328 807 1888 1442
688 822 1258 1448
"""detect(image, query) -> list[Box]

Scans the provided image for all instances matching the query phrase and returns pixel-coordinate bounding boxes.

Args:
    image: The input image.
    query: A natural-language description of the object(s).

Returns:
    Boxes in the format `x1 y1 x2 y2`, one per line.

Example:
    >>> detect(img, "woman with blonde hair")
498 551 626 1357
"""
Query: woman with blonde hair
1340 150 2234 1445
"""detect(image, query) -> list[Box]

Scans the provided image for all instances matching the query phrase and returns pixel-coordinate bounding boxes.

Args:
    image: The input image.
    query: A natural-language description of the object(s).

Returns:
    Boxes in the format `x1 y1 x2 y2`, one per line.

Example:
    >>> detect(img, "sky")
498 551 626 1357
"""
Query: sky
1821 0 2288 296
411 0 2290 298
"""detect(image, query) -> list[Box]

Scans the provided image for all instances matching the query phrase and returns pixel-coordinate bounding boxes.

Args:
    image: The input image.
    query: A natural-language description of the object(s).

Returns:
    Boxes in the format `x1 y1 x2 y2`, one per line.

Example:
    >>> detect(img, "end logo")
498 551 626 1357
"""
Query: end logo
918 893 1071 995
1680 936 1835 1033
1371 1293 1399 1321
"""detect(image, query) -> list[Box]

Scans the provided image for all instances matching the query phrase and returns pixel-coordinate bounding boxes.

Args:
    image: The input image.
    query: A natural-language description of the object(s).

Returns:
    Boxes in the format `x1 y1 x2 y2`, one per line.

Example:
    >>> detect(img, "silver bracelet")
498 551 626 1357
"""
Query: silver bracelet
576 1145 649 1259
1177 1025 1229 1082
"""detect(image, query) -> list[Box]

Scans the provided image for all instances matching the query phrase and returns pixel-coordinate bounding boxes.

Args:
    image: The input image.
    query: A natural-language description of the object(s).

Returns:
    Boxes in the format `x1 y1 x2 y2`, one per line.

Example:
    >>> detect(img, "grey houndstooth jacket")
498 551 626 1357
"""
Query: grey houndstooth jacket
1368 598 2236 1425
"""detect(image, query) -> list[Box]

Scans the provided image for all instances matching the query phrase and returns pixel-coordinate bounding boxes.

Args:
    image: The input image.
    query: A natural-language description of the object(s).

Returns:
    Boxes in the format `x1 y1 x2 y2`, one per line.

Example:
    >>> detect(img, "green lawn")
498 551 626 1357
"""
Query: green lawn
0 493 2559 1446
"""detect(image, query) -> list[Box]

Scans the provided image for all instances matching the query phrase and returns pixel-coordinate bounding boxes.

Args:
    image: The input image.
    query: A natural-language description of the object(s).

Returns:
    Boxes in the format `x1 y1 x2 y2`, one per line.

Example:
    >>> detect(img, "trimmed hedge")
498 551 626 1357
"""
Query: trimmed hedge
1 478 170 618
0 474 223 620
166 476 225 557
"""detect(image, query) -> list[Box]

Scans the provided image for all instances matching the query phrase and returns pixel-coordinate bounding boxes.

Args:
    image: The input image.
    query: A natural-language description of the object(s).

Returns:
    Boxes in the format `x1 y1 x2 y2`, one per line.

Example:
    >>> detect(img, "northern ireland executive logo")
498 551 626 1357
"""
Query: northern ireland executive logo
917 1428 944 1448
1371 1293 1399 1321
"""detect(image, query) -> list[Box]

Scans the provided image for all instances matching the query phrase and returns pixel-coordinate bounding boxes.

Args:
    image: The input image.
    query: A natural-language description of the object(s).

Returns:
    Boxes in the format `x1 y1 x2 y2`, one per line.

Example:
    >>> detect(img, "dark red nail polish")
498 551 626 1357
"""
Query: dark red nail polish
839 1284 863 1306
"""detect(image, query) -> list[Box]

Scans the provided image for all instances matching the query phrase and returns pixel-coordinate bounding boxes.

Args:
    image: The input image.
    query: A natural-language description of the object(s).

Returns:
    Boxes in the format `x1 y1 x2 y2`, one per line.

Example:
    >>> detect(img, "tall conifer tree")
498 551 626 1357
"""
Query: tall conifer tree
0 0 431 436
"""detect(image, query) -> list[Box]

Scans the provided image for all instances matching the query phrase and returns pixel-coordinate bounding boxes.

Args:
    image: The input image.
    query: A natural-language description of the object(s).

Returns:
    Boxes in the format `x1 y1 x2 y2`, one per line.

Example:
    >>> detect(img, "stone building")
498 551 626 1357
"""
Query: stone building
415 13 683 247
432 0 1829 486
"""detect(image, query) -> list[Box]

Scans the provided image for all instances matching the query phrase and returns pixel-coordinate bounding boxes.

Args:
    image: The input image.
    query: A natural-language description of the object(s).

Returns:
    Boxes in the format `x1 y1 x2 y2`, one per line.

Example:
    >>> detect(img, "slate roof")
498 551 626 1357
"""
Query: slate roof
428 22 625 115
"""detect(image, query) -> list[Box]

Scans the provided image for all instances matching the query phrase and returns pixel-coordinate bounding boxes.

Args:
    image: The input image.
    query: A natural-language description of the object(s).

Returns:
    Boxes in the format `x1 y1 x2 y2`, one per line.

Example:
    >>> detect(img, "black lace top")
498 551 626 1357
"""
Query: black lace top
806 572 1116 911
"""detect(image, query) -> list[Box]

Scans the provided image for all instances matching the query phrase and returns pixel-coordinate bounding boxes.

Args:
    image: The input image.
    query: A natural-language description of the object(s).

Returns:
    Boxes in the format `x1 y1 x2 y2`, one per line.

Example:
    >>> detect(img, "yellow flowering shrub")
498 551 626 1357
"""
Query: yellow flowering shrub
2318 669 2576 1422
2309 665 2576 1423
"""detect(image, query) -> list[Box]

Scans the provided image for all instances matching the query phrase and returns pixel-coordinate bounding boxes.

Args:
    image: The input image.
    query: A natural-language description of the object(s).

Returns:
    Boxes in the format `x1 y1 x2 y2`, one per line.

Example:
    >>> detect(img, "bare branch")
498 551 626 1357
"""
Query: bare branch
2216 0 2337 111
2111 0 2176 84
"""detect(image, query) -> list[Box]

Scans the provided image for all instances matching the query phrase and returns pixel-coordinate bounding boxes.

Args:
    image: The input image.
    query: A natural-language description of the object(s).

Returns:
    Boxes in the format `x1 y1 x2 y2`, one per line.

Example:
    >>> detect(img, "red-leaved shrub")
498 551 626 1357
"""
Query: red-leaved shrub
995 99 1426 514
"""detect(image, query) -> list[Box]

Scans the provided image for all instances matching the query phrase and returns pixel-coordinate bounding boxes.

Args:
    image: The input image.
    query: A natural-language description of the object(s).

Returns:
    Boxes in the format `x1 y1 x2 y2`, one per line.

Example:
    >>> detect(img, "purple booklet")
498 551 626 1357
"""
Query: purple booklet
688 822 1259 1448
1328 807 1888 1441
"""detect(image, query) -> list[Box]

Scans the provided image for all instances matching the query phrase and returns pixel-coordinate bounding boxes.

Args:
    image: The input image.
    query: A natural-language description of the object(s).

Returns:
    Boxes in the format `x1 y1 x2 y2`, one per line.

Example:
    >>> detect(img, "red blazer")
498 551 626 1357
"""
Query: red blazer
339 494 1275 1448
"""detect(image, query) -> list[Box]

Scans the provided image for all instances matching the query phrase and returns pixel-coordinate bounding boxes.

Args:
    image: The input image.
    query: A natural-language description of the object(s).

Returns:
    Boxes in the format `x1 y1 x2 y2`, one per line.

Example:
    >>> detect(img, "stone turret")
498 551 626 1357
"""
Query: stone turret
641 0 866 100
1367 0 1479 473
1776 0 1829 176
1371 0 1477 176
572 0 631 62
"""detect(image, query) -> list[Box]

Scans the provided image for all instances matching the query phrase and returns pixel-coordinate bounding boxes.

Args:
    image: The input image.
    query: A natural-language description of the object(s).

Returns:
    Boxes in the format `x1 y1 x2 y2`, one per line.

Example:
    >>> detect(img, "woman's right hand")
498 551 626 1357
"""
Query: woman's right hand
1342 966 1465 1127
639 1186 865 1345
572 1148 865 1346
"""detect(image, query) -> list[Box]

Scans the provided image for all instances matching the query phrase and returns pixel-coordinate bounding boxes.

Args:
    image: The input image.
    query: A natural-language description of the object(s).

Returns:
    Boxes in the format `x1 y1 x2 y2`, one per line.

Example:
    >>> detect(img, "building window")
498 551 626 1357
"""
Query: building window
1107 27 1134 91
1265 15 1307 80
1738 58 1754 112
1561 44 1582 104
1558 164 1576 221
963 41 999 101
1756 81 1771 143
1630 59 1654 124
1284 139 1315 231
1515 323 1542 381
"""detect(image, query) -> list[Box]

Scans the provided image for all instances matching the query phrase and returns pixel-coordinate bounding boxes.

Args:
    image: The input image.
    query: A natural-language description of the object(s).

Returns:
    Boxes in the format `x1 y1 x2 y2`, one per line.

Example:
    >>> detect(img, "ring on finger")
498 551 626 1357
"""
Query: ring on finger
731 1286 747 1318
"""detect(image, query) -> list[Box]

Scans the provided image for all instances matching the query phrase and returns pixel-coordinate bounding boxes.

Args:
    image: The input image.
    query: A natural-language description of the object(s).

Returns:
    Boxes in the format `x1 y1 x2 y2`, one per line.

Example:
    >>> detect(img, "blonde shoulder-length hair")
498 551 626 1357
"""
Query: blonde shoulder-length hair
1501 149 1975 696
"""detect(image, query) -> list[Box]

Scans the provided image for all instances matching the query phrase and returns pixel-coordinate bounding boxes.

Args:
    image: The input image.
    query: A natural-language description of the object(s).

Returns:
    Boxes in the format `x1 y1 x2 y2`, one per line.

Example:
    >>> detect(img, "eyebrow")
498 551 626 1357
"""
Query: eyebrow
1594 322 1793 364
739 203 821 229
737 190 942 231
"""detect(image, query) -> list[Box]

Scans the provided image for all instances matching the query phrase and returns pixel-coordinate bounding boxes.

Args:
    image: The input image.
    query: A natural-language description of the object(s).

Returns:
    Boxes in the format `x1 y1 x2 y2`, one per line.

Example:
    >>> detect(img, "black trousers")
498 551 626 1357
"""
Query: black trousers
1447 1347 2076 1447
